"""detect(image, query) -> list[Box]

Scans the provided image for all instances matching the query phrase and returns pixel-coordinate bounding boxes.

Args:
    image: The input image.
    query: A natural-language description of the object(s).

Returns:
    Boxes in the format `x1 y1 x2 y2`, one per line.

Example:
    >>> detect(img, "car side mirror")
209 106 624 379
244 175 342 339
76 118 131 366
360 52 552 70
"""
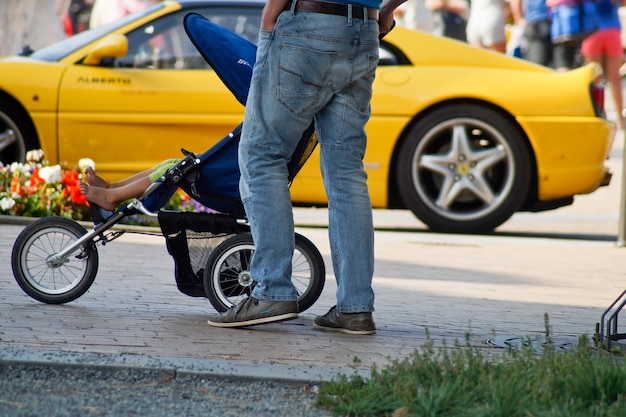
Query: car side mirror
83 34 128 66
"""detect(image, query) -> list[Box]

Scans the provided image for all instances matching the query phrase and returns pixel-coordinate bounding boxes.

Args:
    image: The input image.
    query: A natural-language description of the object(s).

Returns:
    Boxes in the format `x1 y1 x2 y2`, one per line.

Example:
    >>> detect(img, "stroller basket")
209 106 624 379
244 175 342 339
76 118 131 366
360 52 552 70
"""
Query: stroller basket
158 211 248 297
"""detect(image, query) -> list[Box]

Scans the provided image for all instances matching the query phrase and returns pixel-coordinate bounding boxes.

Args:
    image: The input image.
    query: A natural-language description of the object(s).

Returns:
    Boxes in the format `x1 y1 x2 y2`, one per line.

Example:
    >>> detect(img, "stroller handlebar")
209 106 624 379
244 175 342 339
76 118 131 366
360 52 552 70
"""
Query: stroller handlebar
167 149 200 184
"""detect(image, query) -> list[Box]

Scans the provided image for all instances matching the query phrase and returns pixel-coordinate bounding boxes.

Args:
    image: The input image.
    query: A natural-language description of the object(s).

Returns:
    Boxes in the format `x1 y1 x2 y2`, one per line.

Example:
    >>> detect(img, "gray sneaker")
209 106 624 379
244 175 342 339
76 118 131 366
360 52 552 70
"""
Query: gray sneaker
207 297 298 328
313 306 376 335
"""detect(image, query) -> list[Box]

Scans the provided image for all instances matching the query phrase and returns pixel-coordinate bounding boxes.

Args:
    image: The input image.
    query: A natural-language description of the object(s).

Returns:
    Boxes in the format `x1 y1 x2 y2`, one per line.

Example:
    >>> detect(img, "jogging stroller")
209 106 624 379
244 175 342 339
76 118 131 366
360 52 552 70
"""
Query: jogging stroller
10 14 325 313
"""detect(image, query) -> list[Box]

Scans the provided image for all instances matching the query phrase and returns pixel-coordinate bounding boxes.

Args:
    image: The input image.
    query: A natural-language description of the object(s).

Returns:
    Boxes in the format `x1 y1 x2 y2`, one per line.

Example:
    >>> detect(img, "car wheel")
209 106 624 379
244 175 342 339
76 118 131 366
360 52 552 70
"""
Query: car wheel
397 103 532 234
0 99 38 164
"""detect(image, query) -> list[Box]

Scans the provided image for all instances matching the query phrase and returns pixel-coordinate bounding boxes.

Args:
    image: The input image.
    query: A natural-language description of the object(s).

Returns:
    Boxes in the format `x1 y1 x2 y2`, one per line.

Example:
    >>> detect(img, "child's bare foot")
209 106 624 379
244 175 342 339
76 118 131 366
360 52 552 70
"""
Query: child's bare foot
84 166 109 188
79 181 118 211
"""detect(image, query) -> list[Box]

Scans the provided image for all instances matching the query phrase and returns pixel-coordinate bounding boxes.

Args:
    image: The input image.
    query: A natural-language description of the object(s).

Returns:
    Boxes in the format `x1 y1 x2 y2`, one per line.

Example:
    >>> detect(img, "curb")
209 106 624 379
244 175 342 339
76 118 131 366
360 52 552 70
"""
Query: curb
0 348 368 383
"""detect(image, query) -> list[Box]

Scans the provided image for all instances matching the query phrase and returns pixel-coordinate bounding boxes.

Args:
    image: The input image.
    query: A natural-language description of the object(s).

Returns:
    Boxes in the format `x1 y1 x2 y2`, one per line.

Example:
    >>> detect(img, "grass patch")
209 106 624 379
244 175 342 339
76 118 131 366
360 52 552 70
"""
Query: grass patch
316 324 626 416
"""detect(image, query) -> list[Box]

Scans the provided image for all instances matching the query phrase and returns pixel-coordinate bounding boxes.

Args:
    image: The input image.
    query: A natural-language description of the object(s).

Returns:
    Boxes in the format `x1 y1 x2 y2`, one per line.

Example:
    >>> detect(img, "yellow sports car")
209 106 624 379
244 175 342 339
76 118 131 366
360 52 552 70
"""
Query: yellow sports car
0 0 615 233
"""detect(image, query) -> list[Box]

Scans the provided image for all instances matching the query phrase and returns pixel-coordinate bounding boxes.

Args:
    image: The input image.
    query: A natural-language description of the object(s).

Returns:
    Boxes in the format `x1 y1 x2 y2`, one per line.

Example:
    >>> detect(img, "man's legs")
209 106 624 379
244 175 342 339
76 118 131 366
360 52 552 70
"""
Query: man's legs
308 12 378 334
316 96 375 314
239 29 313 303
312 96 377 334
239 12 378 305
208 9 378 330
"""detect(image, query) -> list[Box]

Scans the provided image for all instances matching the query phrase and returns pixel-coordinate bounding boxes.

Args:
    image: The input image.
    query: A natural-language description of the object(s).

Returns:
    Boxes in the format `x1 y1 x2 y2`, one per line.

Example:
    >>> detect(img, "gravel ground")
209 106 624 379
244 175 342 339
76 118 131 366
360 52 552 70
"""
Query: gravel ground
0 363 332 417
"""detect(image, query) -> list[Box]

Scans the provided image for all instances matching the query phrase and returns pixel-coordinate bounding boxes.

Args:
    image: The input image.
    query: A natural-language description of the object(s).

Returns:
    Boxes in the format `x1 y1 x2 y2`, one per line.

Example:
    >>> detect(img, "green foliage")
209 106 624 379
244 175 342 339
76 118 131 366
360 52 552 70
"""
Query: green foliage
316 329 626 417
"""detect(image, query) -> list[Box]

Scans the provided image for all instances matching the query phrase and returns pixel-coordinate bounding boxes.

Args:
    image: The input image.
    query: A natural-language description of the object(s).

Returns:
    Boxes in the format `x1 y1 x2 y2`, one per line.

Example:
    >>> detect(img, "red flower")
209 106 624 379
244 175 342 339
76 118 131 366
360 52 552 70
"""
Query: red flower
58 170 88 206
69 185 87 206
29 168 45 188
62 170 80 187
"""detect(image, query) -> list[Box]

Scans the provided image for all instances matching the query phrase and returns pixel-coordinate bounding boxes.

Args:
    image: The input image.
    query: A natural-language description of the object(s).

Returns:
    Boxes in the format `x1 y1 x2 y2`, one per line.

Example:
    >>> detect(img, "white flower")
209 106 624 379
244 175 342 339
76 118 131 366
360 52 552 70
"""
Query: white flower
9 162 28 174
38 165 62 184
78 158 95 170
26 149 45 163
0 196 16 211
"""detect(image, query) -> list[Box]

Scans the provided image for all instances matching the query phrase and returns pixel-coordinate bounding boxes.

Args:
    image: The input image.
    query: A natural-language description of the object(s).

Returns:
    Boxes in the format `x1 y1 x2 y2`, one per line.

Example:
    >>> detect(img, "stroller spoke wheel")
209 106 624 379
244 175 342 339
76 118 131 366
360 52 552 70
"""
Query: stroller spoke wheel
203 232 325 313
11 216 99 304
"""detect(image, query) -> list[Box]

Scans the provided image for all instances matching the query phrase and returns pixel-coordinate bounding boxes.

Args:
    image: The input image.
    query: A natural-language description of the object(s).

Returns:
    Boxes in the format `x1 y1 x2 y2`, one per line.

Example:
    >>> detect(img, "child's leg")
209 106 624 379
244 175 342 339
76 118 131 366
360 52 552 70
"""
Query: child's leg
85 166 154 189
110 170 155 188
81 157 179 209
79 175 153 211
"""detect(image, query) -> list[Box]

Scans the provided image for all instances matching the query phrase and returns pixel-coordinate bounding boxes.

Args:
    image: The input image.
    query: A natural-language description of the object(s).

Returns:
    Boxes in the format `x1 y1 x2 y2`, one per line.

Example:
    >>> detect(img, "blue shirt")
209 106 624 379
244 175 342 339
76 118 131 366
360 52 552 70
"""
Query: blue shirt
524 0 550 22
332 0 382 9
595 0 621 30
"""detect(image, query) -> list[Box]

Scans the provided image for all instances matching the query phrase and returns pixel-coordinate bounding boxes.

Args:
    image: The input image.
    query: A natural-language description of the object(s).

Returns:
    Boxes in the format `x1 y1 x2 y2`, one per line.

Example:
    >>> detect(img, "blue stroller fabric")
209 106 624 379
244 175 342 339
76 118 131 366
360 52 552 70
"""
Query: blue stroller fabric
135 124 243 216
184 12 257 105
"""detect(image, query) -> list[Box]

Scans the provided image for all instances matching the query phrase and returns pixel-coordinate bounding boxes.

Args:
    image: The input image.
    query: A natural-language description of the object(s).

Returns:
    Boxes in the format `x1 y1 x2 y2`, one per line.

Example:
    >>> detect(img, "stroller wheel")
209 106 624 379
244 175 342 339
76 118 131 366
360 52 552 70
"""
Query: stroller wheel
203 232 325 313
11 216 99 304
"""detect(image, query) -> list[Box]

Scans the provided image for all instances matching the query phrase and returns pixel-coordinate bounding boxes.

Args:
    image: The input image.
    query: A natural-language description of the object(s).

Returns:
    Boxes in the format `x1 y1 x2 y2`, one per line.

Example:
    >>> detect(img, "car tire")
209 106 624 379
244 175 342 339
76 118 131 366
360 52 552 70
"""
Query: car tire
396 103 532 234
0 98 38 164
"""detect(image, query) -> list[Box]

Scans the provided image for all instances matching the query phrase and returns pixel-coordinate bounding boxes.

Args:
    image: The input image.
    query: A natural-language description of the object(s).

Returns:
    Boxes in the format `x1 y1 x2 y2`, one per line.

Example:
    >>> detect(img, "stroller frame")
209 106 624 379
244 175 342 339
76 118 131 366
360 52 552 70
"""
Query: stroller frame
10 153 325 312
10 14 325 313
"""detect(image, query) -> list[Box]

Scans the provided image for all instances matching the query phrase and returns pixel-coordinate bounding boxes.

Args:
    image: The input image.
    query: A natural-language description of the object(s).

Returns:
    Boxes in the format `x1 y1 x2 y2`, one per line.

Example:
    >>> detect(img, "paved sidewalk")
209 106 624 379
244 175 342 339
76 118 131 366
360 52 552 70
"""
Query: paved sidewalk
1 136 626 382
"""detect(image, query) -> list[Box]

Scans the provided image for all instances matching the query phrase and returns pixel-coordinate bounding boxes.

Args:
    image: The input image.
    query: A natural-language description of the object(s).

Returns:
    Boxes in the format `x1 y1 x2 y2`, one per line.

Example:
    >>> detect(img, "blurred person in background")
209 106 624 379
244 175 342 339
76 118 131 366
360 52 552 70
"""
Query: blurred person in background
510 0 553 65
620 5 626 75
466 0 508 52
424 0 470 41
394 0 438 34
580 0 626 128
546 0 588 71
89 0 161 28
63 0 94 36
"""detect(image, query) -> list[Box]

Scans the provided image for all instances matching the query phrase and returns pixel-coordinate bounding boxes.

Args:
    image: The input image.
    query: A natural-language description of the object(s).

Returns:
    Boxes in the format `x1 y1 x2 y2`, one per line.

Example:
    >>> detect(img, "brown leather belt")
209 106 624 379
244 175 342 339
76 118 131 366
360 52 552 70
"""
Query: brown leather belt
284 0 379 21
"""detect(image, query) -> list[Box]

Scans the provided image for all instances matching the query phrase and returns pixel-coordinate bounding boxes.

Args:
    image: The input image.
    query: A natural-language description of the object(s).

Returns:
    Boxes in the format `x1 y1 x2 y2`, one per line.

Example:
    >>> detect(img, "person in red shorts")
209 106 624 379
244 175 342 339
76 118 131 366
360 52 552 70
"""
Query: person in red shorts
581 0 626 128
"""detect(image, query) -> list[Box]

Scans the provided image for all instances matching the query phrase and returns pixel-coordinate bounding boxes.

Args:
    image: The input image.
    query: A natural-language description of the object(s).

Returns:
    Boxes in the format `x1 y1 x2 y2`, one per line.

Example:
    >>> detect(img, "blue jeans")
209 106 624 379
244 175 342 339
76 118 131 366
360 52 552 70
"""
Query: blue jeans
239 6 379 313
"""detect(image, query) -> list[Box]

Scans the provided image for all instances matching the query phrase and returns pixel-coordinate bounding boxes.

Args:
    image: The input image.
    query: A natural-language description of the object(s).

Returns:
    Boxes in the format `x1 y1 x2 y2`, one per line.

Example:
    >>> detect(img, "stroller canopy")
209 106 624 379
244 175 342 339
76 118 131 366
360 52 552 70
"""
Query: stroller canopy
184 12 257 106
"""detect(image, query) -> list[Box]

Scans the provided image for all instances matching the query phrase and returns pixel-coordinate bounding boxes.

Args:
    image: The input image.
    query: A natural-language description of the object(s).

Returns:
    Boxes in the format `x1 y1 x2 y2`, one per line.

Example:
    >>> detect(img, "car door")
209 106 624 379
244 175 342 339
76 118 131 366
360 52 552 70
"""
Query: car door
57 6 261 180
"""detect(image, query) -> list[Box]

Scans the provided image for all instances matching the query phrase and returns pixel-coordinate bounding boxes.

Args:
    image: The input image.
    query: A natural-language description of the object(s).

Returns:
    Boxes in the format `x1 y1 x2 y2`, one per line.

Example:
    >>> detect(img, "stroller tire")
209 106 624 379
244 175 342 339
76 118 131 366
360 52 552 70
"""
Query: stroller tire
11 216 99 304
203 232 325 313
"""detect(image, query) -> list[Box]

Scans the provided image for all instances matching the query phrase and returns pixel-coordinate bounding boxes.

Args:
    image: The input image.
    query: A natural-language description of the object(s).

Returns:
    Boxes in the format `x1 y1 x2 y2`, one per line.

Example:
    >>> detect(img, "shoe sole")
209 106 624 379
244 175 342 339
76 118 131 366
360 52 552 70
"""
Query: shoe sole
313 323 376 335
207 312 298 328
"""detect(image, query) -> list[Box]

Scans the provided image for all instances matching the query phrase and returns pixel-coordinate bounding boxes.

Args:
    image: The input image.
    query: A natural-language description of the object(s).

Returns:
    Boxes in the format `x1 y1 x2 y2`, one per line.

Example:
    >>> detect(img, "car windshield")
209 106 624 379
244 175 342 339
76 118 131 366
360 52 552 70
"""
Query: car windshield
29 4 167 62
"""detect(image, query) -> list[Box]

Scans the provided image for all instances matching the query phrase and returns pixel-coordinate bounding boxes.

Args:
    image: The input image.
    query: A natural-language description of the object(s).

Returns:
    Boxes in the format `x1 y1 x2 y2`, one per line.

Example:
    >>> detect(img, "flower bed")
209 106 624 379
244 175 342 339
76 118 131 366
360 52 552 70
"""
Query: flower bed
0 150 209 226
